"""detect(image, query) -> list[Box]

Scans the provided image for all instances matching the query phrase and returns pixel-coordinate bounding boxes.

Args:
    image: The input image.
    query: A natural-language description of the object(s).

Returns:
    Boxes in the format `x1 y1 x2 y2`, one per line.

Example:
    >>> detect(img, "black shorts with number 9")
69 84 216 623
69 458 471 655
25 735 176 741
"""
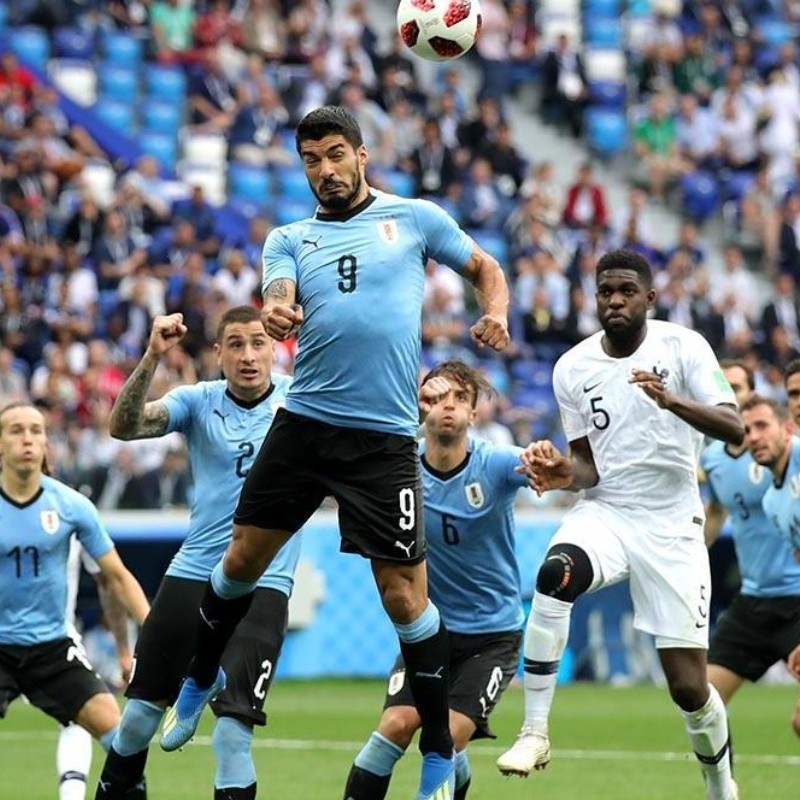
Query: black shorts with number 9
235 408 426 563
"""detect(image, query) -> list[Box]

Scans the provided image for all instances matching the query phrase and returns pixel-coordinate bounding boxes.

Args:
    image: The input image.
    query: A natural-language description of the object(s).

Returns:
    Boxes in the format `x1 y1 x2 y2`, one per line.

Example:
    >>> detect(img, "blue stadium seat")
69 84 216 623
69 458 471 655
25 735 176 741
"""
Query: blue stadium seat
144 65 187 103
759 20 795 47
584 0 620 15
139 131 177 170
141 101 181 136
273 165 313 202
720 170 755 203
510 359 553 389
215 202 251 242
11 26 50 70
98 290 119 318
53 27 94 60
102 31 143 68
586 109 627 157
627 0 650 16
0 3 7 29
95 97 135 132
588 79 626 108
681 171 719 222
273 199 316 226
467 229 509 265
99 66 138 104
229 163 272 207
374 169 415 197
584 18 623 49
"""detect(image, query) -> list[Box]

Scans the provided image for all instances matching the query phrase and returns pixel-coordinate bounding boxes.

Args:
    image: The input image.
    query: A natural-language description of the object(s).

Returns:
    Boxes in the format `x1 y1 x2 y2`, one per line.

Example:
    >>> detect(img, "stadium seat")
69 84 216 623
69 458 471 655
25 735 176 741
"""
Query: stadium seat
720 170 755 203
141 101 181 137
587 79 626 108
183 133 227 166
681 171 719 222
510 359 554 389
215 202 251 242
229 163 272 207
584 18 622 49
586 109 627 157
48 59 97 105
102 31 143 68
53 27 94 60
467 229 509 265
377 169 415 198
11 26 50 70
99 66 138 104
759 20 795 47
0 3 7 29
273 165 313 202
139 131 177 170
273 198 317 226
144 65 187 103
585 0 620 14
95 97 136 133
178 161 226 205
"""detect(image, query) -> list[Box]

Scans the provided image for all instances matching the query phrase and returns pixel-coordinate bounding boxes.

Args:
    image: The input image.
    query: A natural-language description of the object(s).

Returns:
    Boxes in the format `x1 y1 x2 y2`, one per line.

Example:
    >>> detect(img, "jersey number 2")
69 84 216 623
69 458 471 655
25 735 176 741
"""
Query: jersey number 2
235 441 255 478
337 255 358 294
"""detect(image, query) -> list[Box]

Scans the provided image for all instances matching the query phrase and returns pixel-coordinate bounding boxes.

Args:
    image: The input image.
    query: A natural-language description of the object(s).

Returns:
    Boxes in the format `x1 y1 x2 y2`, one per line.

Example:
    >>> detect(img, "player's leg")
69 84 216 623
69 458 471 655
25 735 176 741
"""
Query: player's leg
161 412 325 752
208 587 289 800
792 698 800 738
57 723 93 800
498 506 618 777
706 666 745 705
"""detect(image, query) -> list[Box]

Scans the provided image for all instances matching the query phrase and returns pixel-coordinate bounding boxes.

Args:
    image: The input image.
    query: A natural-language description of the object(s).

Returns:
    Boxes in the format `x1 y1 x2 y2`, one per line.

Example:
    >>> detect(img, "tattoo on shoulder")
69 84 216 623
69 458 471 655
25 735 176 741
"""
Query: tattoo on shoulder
266 279 289 300
140 402 170 437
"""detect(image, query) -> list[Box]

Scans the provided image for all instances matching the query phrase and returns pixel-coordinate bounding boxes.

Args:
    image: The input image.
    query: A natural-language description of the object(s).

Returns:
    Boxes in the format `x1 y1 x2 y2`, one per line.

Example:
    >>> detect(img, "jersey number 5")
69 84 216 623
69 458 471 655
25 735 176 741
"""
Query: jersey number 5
590 396 610 431
337 255 358 294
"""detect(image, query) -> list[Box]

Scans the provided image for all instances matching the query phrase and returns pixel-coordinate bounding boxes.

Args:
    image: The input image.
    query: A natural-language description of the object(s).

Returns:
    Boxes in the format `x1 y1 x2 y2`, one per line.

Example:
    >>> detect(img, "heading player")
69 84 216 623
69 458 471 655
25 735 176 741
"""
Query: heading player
497 250 743 800
162 105 510 800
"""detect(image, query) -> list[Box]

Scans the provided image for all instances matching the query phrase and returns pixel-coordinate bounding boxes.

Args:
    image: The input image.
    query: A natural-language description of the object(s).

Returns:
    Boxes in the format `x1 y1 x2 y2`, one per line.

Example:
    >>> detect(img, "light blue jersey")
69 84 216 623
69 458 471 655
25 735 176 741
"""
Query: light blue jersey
162 375 300 595
263 191 474 436
762 438 800 565
421 438 529 634
701 441 800 597
0 476 113 645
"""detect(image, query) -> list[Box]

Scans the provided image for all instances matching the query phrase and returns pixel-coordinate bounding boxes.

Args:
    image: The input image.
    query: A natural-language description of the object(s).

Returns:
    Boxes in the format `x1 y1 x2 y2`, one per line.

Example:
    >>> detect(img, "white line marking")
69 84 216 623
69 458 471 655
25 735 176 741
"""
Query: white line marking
1 731 798 766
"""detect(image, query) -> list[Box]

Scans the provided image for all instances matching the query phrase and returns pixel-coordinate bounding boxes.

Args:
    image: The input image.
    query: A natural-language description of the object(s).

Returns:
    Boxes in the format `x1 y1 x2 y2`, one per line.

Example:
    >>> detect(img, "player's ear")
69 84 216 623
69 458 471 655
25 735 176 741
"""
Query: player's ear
213 342 221 365
357 144 368 169
646 286 656 307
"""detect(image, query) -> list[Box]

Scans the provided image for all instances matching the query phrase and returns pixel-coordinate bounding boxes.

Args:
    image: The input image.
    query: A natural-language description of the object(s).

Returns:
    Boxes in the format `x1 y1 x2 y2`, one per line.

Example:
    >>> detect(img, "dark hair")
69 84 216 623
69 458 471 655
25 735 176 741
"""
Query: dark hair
295 106 363 153
719 359 755 391
786 359 800 385
740 393 789 422
421 360 493 408
596 249 653 288
215 305 263 343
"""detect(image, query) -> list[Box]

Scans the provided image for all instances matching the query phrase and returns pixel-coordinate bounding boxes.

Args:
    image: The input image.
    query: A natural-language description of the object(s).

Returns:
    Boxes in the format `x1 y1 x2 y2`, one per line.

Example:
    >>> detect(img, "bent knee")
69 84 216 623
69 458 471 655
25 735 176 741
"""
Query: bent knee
536 544 593 602
669 679 709 711
378 707 420 751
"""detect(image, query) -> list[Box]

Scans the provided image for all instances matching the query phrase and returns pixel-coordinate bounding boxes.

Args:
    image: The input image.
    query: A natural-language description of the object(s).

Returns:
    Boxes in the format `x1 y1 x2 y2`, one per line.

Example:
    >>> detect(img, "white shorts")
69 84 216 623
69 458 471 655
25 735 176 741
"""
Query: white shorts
550 500 711 649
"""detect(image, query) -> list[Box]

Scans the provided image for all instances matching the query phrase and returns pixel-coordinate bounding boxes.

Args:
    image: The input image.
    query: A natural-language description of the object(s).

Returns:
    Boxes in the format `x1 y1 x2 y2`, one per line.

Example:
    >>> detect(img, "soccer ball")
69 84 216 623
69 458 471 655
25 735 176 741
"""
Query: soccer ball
397 0 482 62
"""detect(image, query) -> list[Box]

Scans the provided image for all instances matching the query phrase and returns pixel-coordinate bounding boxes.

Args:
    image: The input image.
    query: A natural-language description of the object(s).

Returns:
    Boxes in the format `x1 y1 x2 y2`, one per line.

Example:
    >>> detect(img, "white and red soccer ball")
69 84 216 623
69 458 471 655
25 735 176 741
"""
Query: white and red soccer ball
397 0 482 62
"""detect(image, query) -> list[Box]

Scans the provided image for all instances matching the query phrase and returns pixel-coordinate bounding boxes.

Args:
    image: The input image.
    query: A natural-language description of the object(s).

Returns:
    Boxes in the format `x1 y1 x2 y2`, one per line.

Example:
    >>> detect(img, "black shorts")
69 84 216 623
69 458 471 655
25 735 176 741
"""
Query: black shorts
0 637 107 726
235 408 425 563
127 577 288 726
383 630 521 740
708 593 800 682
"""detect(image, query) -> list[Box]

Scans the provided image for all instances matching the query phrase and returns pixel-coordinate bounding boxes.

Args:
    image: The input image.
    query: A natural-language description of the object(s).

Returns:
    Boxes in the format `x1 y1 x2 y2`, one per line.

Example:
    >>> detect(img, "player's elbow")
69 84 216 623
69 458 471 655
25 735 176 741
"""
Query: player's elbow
108 415 134 441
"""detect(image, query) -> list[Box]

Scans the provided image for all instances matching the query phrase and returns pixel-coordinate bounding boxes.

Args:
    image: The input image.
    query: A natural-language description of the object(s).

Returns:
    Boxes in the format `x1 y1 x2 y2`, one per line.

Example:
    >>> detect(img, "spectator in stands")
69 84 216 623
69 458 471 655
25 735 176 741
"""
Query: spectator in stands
149 219 200 280
633 92 681 200
189 47 237 130
423 258 465 317
761 273 800 353
212 249 259 307
0 52 36 109
410 117 458 198
665 220 705 271
193 0 243 54
715 92 760 174
713 244 758 320
337 82 393 166
759 69 800 195
325 26 377 91
688 267 726 352
519 160 562 229
286 52 331 122
228 80 291 166
472 391 515 447
422 284 468 362
539 33 586 138
676 93 719 172
457 94 503 157
284 0 330 63
0 346 28 405
515 249 569 321
172 185 220 256
92 210 147 292
474 0 511 100
507 0 537 94
562 161 608 230
62 195 104 256
97 444 162 510
777 192 800 282
19 194 59 262
458 157 508 230
120 155 172 220
671 31 721 104
117 262 167 320
150 0 197 63
636 41 676 99
4 140 57 215
478 121 525 198
242 0 287 62
735 167 778 265
158 444 191 508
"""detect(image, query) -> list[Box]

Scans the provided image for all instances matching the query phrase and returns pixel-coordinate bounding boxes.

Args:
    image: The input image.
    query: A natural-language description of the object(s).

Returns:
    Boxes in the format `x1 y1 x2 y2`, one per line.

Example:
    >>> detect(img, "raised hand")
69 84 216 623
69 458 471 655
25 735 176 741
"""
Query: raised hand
263 303 304 341
146 314 188 358
419 376 451 418
470 314 510 351
516 440 574 495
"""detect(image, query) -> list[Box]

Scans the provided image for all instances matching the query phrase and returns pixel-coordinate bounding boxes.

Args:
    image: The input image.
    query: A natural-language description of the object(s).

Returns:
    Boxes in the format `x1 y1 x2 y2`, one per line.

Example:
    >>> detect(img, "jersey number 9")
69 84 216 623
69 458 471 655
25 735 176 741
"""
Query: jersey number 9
337 255 358 294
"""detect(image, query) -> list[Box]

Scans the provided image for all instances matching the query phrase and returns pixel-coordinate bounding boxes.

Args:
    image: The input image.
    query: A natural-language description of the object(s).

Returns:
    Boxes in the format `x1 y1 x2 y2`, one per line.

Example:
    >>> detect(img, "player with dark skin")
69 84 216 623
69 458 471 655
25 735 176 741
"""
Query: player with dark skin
520 265 743 722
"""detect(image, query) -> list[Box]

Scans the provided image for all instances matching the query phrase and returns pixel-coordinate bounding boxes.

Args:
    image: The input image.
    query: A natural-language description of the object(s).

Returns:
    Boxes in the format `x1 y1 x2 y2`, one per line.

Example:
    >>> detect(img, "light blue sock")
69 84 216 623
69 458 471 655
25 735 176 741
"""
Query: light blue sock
393 601 440 644
455 749 471 789
99 726 118 753
213 717 256 789
354 731 406 777
113 699 164 757
211 560 258 600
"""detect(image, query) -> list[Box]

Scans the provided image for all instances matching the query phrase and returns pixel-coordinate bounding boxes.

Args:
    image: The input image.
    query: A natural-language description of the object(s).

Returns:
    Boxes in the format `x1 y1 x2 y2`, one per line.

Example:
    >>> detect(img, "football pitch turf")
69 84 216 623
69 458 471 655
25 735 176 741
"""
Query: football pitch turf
2 680 798 799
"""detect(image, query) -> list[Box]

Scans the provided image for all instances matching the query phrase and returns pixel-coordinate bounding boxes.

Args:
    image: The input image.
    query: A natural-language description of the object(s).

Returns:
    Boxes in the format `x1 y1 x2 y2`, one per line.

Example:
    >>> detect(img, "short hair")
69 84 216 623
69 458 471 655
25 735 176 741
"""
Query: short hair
0 402 44 432
719 359 755 391
421 360 493 409
596 250 653 288
740 393 789 422
215 305 263 343
295 106 364 152
786 359 800 385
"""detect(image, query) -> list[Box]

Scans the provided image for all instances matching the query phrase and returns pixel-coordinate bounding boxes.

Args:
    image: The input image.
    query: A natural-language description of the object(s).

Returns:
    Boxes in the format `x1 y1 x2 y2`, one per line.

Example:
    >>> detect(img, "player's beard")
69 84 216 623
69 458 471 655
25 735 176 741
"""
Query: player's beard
314 169 363 211
602 317 645 351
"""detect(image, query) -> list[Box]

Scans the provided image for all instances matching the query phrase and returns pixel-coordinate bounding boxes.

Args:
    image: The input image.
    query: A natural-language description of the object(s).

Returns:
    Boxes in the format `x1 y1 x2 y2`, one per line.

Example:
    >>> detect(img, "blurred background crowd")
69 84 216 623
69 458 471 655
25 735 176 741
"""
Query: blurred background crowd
0 0 799 510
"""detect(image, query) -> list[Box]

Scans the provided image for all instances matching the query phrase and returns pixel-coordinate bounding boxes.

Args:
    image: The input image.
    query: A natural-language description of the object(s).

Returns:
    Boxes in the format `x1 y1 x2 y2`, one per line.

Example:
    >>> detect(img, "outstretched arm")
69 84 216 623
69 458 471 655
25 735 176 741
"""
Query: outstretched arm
518 436 598 495
461 243 510 351
109 314 187 440
262 278 303 341
95 549 149 626
94 571 133 683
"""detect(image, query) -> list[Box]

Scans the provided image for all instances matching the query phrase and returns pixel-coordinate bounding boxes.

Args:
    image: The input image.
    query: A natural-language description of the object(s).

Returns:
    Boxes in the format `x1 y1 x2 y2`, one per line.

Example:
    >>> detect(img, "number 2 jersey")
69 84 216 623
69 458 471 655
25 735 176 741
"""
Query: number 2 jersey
420 438 530 634
262 190 474 437
0 476 113 645
554 320 736 532
701 442 800 597
161 375 300 594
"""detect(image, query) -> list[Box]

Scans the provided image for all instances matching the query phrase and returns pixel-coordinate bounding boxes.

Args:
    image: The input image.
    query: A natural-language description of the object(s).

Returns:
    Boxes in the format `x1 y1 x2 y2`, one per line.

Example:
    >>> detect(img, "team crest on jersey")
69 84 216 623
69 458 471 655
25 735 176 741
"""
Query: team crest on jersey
40 510 60 534
749 462 765 484
376 219 399 245
387 669 405 696
465 482 484 508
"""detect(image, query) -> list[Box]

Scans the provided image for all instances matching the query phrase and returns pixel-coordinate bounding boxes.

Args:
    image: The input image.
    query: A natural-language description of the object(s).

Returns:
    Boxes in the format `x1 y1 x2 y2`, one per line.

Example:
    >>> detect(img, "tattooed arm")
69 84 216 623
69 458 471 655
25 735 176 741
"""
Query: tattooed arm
262 278 303 341
109 314 187 440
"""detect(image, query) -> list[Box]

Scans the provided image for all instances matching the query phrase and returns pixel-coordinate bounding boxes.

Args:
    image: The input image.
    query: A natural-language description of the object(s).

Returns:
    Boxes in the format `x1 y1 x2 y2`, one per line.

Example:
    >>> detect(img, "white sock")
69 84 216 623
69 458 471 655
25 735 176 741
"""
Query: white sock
681 685 735 800
522 592 572 731
57 723 92 800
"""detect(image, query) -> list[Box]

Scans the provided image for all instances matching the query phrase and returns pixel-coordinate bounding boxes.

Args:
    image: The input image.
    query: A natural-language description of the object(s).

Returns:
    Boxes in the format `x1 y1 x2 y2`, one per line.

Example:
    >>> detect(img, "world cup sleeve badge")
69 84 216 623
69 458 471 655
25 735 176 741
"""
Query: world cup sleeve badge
465 482 484 508
40 509 60 534
377 219 399 244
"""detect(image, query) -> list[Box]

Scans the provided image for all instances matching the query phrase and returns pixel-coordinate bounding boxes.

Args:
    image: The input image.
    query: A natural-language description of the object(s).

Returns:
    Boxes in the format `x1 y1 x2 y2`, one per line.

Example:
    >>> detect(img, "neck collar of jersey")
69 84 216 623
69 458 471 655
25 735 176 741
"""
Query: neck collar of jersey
225 382 275 409
315 191 376 222
421 449 472 481
0 485 43 508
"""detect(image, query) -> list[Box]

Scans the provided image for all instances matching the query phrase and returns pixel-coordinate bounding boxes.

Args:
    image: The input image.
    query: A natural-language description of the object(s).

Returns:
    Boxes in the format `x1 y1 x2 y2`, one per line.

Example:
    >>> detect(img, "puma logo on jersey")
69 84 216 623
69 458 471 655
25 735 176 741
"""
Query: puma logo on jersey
301 236 322 250
394 540 414 558
212 410 227 421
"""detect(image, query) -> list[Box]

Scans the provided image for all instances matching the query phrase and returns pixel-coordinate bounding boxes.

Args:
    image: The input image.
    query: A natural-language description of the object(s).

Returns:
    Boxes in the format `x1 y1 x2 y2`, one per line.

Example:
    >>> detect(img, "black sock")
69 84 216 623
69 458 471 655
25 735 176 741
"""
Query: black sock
214 783 256 800
188 581 254 687
342 765 391 800
399 621 452 758
95 747 148 799
454 778 471 800
124 776 147 799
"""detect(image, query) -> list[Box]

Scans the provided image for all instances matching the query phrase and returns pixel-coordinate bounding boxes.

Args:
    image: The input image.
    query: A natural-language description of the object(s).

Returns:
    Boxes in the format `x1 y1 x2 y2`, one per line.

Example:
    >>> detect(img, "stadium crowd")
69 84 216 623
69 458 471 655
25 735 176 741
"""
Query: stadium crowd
0 0 799 510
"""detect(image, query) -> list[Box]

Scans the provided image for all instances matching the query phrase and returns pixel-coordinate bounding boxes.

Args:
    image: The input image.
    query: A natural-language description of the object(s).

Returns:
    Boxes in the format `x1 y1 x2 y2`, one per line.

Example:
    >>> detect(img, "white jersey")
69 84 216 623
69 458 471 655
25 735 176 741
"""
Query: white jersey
65 536 100 642
553 320 735 531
